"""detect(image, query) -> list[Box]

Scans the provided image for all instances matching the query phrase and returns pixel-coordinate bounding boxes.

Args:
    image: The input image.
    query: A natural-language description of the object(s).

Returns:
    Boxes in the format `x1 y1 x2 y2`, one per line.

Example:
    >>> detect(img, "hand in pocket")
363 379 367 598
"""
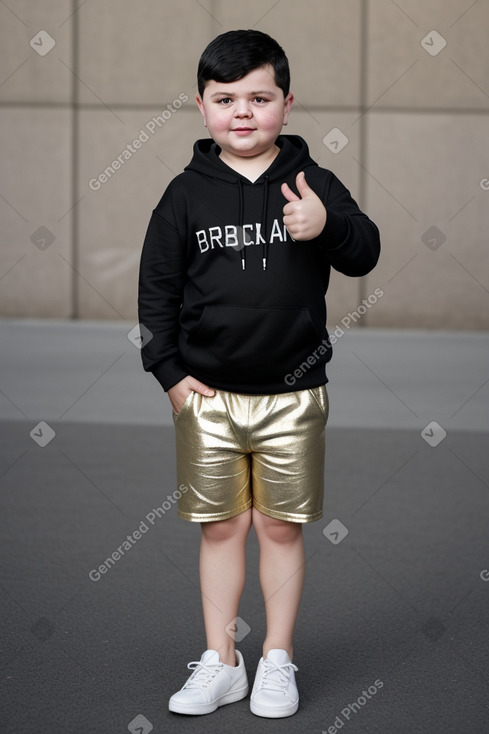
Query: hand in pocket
168 376 215 414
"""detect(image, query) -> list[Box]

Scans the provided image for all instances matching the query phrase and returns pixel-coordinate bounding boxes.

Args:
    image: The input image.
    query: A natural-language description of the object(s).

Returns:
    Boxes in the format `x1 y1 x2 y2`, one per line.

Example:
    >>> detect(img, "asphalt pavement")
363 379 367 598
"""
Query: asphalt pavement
1 320 488 734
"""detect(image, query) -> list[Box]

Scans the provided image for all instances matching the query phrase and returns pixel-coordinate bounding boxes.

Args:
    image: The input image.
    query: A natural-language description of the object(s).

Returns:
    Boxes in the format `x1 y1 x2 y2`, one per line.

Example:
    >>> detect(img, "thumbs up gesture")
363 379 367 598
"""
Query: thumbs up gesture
281 171 327 241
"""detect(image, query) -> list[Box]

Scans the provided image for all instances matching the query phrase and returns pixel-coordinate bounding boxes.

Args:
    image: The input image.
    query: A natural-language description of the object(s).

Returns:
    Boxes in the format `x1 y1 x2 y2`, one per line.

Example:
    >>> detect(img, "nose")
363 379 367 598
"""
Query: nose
234 100 252 118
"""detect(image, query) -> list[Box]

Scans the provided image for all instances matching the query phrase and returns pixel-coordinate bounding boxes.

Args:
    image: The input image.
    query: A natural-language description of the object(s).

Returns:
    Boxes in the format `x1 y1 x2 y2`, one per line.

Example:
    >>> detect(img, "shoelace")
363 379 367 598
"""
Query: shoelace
257 659 299 693
183 660 223 689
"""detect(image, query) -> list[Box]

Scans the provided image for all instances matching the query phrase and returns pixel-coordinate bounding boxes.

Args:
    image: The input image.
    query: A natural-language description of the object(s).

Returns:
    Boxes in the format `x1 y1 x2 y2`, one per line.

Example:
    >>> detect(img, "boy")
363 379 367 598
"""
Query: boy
138 29 380 718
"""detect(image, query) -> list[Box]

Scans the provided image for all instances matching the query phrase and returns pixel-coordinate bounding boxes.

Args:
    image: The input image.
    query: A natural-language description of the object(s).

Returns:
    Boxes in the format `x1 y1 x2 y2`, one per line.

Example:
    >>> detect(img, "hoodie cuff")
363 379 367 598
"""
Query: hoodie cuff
317 209 349 251
151 360 189 392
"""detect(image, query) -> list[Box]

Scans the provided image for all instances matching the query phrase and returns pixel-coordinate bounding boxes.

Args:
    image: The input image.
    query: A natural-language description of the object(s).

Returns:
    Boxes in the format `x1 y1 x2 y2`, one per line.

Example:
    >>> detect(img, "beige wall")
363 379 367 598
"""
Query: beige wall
1 0 488 328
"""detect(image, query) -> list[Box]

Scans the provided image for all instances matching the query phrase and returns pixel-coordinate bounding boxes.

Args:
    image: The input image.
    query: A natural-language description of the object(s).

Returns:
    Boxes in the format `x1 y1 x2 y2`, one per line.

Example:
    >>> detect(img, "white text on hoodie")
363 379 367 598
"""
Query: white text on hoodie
196 219 293 253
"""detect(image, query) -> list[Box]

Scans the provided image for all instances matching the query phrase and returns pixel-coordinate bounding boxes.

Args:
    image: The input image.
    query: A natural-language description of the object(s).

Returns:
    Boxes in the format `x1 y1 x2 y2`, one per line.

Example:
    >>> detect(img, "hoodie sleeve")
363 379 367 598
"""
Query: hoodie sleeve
137 192 188 391
314 171 380 277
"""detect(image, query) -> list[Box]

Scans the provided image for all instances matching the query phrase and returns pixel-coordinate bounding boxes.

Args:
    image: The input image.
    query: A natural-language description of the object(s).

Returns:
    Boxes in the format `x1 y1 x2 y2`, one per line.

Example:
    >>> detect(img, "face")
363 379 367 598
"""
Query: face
196 65 294 165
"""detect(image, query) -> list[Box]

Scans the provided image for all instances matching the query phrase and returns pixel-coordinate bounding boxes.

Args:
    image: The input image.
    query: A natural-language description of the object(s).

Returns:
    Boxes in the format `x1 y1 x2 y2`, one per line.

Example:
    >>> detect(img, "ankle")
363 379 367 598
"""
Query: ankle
213 644 236 666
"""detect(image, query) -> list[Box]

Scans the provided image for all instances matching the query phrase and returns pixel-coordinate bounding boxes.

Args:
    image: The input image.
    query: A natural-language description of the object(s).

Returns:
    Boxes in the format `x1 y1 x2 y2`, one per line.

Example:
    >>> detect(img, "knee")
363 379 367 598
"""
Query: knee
201 510 251 543
253 510 302 544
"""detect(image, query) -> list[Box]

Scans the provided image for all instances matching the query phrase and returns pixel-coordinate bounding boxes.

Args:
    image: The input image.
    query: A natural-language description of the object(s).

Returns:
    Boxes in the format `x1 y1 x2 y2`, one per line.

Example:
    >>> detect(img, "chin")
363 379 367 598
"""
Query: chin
234 147 264 158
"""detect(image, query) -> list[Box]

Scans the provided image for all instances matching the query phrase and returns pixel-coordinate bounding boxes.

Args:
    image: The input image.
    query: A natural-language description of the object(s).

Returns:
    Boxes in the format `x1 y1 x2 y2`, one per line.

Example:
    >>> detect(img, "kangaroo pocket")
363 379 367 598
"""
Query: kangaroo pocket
182 305 324 382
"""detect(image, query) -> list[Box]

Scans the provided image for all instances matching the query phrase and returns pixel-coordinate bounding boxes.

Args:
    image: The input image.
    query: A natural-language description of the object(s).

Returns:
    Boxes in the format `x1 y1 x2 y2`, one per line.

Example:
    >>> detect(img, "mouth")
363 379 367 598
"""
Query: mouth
232 127 256 136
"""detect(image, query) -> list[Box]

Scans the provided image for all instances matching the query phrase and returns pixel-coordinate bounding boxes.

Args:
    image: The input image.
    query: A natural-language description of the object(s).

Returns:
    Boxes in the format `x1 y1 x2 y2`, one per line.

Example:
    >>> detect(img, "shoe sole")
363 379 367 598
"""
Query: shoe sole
250 699 299 718
169 683 249 716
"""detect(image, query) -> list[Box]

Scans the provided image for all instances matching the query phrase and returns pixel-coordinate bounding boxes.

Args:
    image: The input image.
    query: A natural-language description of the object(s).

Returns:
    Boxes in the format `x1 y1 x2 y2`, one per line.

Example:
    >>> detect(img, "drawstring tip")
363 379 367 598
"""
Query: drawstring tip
241 257 246 270
262 258 267 271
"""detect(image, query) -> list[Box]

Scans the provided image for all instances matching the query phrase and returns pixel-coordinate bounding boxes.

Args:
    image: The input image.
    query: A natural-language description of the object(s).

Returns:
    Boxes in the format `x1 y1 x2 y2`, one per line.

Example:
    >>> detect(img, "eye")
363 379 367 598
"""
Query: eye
254 96 268 104
218 97 232 105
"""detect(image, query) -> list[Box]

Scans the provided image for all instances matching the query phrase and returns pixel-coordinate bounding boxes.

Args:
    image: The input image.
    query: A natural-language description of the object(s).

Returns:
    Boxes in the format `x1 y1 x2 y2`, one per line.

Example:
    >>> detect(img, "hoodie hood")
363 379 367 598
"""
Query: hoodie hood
185 135 316 183
184 135 318 270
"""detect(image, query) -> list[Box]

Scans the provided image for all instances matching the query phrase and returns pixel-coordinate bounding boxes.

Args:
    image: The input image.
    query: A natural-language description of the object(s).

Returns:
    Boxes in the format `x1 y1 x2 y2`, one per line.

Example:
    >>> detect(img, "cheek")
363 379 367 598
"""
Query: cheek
258 109 285 132
205 111 229 134
212 121 230 134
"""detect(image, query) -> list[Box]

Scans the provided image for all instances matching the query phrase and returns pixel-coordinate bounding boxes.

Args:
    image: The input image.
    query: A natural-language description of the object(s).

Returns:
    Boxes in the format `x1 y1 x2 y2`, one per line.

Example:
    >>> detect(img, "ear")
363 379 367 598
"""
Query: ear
282 92 294 125
195 94 206 125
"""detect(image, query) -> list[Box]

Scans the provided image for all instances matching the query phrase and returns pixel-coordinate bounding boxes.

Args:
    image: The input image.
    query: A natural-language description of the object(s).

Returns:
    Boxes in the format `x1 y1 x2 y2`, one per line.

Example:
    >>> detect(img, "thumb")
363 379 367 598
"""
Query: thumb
295 170 316 198
187 376 215 396
281 181 301 202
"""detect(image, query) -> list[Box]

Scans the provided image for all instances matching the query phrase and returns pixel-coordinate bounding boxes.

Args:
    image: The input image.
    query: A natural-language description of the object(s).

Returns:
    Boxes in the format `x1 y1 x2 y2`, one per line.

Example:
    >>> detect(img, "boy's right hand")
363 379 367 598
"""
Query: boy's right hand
168 376 215 415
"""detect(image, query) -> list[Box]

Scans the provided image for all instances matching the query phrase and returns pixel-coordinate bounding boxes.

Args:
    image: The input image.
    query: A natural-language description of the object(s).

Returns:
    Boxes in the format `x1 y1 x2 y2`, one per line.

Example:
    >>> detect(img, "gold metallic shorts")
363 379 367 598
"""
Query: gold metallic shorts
172 386 328 523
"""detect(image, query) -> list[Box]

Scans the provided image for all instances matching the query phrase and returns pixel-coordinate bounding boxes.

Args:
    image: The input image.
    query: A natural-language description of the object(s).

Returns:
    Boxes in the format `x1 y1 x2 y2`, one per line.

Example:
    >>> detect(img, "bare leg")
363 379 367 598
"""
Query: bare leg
252 507 305 660
199 509 252 666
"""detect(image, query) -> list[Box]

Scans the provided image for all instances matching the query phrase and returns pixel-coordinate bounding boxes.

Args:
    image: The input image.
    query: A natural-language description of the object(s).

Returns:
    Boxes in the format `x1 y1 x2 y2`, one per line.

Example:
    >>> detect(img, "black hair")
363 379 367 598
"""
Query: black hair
197 29 290 98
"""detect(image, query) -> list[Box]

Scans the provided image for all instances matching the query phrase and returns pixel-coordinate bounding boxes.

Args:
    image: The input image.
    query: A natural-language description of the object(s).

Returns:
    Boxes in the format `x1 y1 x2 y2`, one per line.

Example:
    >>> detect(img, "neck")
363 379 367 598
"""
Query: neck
219 145 280 182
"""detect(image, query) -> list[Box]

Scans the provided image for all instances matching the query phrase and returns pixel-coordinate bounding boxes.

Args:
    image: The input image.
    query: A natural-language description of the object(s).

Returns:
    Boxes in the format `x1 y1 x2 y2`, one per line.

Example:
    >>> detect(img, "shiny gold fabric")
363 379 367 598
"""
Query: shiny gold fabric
173 386 328 523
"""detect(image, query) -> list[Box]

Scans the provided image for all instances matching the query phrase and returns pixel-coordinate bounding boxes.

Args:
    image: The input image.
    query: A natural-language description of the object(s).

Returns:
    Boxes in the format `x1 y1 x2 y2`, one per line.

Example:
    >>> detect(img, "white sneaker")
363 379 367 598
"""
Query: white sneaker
168 649 248 715
250 649 299 718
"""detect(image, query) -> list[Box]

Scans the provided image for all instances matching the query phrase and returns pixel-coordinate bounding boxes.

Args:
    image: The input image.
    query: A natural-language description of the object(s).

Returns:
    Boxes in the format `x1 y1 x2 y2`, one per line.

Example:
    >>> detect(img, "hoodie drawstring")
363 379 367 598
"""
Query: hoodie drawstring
238 178 246 270
238 175 270 271
262 175 269 271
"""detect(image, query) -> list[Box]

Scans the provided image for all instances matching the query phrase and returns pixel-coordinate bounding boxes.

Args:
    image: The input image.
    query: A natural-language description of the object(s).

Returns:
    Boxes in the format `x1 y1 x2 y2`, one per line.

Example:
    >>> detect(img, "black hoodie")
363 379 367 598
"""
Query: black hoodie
138 135 380 394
